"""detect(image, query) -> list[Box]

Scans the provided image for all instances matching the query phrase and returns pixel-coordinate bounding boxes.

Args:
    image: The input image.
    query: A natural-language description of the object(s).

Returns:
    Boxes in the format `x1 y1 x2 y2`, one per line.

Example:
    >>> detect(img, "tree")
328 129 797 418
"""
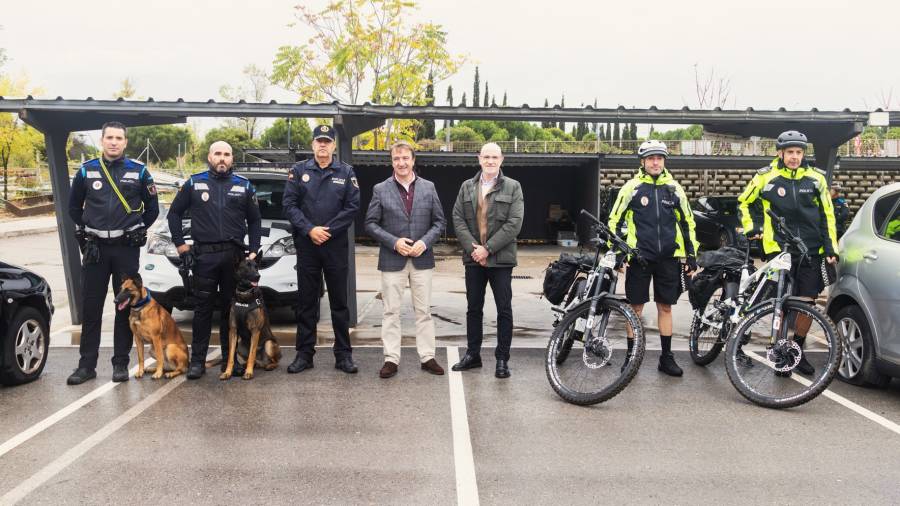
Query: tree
502 91 507 107
558 95 566 131
613 123 620 144
606 123 612 142
649 124 703 141
435 125 484 143
446 85 454 127
630 122 638 141
219 64 269 139
126 125 195 165
1 73 44 200
472 66 480 108
693 64 733 108
271 0 465 144
421 70 436 139
259 118 313 148
113 78 138 99
68 133 99 161
598 125 605 139
483 81 489 107
201 126 260 162
460 92 467 107
541 99 551 129
622 124 630 142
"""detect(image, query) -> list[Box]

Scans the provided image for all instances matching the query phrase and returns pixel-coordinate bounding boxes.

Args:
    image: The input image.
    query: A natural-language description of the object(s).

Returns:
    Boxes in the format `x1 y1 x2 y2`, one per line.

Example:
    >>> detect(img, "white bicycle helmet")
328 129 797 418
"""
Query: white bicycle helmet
638 140 668 159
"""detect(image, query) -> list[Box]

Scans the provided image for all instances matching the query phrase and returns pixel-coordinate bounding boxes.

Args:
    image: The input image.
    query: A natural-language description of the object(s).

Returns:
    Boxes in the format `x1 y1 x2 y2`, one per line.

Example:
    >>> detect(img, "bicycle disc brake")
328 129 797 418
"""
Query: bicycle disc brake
766 339 801 372
582 336 612 369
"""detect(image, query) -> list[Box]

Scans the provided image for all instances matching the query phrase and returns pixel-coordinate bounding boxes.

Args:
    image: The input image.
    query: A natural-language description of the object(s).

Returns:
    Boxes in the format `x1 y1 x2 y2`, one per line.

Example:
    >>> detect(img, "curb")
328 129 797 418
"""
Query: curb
0 226 59 239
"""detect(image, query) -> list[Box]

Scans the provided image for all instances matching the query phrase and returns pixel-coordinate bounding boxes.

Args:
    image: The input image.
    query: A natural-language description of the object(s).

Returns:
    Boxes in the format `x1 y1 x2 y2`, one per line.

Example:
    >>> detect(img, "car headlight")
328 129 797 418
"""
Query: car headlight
147 234 178 257
266 236 295 257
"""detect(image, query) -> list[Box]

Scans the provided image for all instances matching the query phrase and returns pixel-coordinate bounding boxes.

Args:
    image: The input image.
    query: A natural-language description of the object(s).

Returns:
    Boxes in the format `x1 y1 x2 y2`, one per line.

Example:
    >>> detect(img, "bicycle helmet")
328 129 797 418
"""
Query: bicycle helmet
637 140 668 159
775 130 808 150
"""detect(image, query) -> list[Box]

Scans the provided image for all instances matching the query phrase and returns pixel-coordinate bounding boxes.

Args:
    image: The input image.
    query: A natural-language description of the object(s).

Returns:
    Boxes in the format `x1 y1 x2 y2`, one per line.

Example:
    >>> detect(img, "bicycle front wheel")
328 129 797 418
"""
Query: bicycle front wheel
545 298 645 405
724 299 841 409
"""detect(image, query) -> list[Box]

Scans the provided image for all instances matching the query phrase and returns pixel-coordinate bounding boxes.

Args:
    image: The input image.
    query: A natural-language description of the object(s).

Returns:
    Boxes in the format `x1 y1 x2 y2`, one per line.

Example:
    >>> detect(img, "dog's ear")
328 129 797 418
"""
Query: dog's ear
131 272 142 286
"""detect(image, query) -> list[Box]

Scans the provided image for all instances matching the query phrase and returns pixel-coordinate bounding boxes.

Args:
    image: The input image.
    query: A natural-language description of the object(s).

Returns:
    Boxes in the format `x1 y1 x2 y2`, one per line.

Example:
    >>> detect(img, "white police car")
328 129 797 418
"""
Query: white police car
140 168 298 312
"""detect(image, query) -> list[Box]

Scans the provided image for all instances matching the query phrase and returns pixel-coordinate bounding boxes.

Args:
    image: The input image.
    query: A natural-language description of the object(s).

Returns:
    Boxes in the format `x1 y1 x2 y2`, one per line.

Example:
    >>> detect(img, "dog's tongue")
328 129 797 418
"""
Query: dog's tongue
117 300 129 311
251 281 259 287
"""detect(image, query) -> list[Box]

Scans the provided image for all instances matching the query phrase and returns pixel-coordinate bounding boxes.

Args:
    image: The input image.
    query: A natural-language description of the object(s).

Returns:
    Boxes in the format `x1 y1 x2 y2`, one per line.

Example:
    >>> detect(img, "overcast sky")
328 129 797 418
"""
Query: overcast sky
2 0 899 135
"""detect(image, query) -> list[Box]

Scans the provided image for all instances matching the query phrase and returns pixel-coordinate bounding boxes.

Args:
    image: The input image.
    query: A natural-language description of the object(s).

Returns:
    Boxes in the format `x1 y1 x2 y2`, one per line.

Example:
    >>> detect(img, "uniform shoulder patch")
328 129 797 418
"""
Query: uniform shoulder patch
82 158 100 168
813 167 826 176
231 173 249 182
757 165 773 175
126 158 146 167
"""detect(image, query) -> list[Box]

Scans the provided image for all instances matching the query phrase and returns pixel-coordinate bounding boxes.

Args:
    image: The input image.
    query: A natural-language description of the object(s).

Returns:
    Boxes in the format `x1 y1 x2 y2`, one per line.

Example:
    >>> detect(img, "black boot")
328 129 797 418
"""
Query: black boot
287 353 314 374
67 368 96 385
658 352 683 377
186 363 205 380
451 354 482 371
794 336 815 376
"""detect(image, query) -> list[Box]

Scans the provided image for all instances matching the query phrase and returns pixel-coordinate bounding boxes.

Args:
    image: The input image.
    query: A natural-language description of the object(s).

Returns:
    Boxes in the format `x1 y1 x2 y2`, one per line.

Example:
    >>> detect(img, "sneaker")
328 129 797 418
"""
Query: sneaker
658 352 683 377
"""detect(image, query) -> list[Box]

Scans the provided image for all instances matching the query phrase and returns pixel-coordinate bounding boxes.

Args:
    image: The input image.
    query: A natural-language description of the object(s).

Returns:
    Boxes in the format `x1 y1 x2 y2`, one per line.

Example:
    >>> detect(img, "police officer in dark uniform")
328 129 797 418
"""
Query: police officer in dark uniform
283 124 360 374
67 121 159 385
168 140 262 379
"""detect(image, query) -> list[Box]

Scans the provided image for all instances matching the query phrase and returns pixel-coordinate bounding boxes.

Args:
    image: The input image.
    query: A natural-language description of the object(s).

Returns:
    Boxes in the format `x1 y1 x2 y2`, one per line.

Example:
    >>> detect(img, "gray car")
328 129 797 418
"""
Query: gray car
827 181 900 387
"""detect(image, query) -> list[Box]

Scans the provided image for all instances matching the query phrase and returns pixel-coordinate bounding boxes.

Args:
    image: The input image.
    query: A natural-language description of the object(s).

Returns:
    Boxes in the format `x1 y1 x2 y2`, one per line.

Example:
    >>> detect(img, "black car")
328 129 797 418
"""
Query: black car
0 261 53 386
691 195 761 252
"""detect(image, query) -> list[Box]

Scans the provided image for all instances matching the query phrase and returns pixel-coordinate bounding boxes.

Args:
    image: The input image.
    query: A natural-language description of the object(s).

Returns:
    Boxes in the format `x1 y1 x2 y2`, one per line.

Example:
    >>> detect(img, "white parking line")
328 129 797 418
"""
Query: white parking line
746 351 900 436
446 346 480 506
0 358 156 460
0 376 185 506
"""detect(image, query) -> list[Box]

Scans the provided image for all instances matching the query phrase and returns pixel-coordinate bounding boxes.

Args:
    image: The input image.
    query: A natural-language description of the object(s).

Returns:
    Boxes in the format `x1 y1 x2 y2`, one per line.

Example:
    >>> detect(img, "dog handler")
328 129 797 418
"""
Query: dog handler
168 141 262 380
66 121 159 385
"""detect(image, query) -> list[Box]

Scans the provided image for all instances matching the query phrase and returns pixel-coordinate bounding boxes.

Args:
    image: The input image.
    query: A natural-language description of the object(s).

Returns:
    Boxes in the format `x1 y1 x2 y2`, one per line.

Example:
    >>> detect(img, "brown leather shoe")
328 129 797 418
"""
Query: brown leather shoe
420 358 445 375
379 361 398 378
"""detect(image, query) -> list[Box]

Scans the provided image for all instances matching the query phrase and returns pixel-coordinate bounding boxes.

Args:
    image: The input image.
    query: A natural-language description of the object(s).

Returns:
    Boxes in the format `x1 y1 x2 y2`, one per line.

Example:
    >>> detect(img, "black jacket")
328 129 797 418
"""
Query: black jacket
69 157 159 232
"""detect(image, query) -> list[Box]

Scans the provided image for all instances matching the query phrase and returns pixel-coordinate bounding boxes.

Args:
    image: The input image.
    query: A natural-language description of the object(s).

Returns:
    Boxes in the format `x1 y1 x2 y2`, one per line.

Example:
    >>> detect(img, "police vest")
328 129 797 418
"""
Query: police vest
79 158 147 232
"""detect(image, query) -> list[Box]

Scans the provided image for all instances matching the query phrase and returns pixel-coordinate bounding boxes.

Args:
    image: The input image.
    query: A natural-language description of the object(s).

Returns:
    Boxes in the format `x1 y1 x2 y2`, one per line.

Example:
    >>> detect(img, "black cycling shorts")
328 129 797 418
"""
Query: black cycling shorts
625 257 683 305
766 253 823 298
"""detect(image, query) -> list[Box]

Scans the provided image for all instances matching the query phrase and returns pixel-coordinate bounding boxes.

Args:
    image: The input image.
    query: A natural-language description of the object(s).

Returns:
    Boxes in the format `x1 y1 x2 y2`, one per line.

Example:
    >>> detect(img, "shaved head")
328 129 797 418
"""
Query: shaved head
207 141 234 174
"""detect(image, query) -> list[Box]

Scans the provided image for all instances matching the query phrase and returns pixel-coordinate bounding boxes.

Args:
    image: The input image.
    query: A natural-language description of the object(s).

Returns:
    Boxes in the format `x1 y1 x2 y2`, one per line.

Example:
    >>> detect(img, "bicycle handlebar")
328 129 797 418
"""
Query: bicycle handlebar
765 208 809 255
580 209 646 266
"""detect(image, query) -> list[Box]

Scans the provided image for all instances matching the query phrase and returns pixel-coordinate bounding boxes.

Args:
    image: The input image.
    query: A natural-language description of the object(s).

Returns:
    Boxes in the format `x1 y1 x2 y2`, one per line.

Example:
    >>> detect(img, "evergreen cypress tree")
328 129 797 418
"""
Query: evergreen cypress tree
613 123 621 144
606 123 612 141
559 95 566 130
446 85 455 127
461 92 467 107
630 122 638 140
473 67 480 108
422 71 435 139
484 82 490 107
542 99 550 129
502 91 507 107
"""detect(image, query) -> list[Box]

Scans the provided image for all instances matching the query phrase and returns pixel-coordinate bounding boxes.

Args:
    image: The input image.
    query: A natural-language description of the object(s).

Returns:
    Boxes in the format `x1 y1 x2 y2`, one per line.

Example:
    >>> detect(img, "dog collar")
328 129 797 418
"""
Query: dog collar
132 293 152 310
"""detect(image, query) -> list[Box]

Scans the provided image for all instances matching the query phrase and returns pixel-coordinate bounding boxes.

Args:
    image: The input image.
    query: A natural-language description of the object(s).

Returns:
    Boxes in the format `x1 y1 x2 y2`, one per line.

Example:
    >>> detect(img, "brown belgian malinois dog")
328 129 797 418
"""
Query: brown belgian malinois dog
115 273 189 379
220 253 281 380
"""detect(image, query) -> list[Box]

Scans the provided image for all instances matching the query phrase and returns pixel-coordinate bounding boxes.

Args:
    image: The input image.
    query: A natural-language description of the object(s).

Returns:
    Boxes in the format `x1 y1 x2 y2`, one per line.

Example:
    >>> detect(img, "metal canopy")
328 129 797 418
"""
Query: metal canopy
0 96 879 326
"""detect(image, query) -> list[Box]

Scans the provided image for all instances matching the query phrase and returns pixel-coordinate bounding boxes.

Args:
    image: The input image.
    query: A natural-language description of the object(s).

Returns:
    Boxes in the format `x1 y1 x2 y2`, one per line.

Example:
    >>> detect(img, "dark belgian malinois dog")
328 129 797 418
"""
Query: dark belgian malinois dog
115 273 189 379
220 253 281 380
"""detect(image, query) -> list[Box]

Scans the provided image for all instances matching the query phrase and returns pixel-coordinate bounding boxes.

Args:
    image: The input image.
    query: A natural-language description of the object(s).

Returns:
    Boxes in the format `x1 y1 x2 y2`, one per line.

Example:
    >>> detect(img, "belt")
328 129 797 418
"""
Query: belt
84 224 143 238
195 242 239 254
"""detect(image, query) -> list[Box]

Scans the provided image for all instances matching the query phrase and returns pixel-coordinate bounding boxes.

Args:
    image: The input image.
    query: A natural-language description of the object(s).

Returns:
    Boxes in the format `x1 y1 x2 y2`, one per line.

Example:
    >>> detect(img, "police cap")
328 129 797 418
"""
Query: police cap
313 124 336 141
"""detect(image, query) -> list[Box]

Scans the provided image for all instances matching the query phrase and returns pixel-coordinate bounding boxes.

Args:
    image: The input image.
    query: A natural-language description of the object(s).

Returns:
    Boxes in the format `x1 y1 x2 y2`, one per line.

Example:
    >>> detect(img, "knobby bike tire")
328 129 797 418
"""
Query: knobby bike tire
545 298 645 406
723 299 841 409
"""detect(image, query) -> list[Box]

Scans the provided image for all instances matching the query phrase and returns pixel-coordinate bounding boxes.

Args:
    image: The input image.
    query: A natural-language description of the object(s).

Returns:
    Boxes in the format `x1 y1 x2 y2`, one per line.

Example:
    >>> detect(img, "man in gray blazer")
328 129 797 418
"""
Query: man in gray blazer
365 141 447 378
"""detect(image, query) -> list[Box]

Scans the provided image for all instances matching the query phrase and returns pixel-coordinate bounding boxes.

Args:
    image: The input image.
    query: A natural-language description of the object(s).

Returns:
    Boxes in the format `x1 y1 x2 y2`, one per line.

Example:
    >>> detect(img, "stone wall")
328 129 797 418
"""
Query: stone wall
600 168 900 217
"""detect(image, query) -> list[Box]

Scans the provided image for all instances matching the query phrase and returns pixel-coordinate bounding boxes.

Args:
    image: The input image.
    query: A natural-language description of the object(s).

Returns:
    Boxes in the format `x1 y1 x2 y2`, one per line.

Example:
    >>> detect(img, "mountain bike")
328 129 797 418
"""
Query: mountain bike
544 210 646 405
688 209 841 408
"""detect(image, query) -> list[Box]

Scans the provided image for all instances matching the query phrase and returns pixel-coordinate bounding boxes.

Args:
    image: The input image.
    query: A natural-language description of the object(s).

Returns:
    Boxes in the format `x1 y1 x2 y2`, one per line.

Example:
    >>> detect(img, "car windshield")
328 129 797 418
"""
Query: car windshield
247 178 286 220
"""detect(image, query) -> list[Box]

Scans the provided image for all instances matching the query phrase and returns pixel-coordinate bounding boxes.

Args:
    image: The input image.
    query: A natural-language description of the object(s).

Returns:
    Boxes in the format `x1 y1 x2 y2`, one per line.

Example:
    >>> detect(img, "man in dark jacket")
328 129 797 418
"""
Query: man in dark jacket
365 141 446 378
66 121 159 385
282 125 361 374
450 143 524 378
168 140 262 379
830 182 850 238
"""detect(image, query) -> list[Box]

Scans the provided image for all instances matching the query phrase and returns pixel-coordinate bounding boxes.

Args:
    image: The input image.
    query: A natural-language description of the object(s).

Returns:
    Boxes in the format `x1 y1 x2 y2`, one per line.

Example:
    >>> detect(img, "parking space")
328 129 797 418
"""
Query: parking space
3 232 900 504
2 346 900 505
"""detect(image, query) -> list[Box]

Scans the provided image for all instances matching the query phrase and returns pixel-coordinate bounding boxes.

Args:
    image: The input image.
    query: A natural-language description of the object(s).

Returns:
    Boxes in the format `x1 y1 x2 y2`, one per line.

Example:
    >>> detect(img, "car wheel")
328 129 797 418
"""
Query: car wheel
835 305 890 388
0 307 50 386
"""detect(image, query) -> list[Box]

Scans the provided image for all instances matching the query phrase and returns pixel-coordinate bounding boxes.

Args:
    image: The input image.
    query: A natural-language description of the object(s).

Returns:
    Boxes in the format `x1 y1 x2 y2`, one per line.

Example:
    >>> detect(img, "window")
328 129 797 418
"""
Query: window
872 192 900 239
